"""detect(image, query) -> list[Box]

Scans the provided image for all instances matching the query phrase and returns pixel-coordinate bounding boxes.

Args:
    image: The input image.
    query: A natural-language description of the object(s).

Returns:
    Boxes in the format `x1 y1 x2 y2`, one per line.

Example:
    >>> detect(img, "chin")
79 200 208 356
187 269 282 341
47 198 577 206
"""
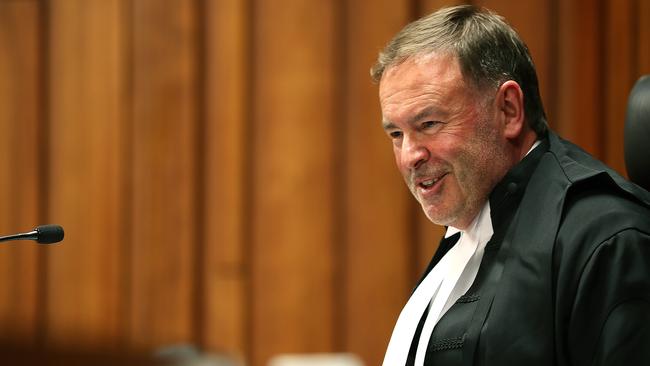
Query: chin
423 210 455 227
421 201 465 227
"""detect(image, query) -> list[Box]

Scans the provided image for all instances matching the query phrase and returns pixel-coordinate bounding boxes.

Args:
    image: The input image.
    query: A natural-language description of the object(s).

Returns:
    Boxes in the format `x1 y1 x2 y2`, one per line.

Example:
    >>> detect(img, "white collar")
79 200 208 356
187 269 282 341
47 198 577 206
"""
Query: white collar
444 200 492 244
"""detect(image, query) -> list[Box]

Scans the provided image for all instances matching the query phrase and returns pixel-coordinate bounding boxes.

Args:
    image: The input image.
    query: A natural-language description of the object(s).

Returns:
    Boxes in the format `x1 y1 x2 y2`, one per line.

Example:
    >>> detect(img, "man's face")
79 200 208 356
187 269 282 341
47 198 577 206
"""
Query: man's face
379 53 510 229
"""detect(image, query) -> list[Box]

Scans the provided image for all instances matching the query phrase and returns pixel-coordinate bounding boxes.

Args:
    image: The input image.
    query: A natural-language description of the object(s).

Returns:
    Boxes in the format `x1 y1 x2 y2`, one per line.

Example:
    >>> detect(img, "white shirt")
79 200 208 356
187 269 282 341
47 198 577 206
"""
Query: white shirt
382 141 541 366
382 202 493 366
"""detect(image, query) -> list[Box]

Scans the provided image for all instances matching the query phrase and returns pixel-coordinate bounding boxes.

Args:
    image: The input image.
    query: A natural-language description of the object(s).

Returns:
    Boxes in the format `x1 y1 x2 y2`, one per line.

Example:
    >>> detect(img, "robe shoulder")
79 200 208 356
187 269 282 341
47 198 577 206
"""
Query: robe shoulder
552 178 650 365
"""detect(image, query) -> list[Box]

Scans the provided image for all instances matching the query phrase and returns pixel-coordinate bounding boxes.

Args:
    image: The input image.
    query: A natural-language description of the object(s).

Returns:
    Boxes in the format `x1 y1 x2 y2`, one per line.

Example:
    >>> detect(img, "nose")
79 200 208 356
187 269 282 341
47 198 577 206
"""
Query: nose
401 134 429 170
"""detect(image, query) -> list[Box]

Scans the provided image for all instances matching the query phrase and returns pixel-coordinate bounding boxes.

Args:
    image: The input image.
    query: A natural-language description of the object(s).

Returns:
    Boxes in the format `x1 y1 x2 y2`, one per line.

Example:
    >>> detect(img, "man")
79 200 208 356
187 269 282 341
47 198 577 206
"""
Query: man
372 5 650 366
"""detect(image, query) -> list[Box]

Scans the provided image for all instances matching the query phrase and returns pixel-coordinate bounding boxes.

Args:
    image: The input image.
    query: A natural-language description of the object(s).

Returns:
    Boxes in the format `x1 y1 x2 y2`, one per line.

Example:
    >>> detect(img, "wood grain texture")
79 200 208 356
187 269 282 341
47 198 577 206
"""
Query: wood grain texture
603 0 634 175
202 0 250 358
344 1 415 365
419 0 467 14
639 0 650 75
0 1 646 363
129 0 199 348
415 212 446 277
250 0 337 364
555 0 603 157
551 0 604 159
0 0 41 344
46 0 127 349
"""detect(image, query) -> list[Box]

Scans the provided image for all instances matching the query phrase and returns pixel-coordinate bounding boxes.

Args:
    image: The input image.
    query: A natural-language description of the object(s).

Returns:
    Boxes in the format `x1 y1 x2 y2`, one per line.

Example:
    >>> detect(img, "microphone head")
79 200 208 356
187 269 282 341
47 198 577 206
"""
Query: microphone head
36 225 64 244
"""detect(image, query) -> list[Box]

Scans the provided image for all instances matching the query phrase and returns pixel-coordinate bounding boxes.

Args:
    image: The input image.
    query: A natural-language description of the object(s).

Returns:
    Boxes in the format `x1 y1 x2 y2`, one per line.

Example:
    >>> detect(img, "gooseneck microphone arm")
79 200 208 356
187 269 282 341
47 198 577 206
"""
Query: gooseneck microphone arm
0 225 65 244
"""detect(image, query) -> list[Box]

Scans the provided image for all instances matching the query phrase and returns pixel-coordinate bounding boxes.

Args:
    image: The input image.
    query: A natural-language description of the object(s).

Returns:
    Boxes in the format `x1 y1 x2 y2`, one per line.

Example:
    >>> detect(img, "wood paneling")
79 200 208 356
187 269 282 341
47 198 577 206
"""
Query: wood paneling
639 0 650 75
415 210 446 274
0 1 646 365
604 0 635 175
250 0 337 365
46 0 127 349
419 0 467 14
344 1 415 365
202 0 250 358
556 0 603 157
129 0 199 348
0 0 41 344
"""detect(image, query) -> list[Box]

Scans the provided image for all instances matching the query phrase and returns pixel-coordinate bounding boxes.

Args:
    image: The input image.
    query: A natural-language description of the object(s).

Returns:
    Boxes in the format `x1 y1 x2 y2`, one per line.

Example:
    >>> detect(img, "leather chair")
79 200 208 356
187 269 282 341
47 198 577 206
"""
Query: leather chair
624 74 650 191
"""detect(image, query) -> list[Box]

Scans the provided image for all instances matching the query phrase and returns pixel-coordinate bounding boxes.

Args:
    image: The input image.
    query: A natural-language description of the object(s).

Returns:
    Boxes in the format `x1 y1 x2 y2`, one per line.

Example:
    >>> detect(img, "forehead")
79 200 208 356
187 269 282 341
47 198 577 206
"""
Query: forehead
383 52 460 83
379 53 470 118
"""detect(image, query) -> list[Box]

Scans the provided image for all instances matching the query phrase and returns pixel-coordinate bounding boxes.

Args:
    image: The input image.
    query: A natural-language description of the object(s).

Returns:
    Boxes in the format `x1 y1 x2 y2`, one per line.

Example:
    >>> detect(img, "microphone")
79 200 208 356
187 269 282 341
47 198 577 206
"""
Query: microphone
0 225 65 244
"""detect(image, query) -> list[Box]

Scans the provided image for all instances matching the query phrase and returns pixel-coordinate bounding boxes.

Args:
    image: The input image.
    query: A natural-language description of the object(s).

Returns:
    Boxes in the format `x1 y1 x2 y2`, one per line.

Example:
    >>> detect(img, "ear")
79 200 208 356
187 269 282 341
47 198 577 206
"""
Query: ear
496 80 525 139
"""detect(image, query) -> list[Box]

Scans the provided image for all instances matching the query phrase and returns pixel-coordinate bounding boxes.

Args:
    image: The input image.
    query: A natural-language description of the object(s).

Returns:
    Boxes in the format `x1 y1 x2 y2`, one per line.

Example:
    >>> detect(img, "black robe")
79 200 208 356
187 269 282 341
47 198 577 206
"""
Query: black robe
407 131 650 365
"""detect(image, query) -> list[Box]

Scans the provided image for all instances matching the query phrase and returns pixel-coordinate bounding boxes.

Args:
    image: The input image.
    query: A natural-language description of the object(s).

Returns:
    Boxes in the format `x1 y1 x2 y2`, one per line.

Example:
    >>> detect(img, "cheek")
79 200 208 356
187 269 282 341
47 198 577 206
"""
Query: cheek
393 146 404 170
429 139 461 165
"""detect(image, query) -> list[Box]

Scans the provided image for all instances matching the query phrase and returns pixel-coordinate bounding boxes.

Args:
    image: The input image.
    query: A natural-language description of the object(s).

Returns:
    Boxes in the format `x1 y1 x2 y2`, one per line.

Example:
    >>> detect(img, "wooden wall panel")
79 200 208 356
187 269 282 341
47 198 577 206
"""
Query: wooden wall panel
415 212 446 273
344 1 414 365
556 0 602 157
603 0 634 175
639 0 650 75
419 0 467 14
250 0 337 365
130 0 199 348
47 0 127 349
0 1 647 364
202 0 249 358
0 0 41 343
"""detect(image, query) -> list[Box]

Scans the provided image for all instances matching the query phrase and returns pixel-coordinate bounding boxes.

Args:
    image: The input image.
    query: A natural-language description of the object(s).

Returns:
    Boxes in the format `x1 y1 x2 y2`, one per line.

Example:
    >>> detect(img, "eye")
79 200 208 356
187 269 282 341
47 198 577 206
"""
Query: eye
389 130 403 139
421 121 438 129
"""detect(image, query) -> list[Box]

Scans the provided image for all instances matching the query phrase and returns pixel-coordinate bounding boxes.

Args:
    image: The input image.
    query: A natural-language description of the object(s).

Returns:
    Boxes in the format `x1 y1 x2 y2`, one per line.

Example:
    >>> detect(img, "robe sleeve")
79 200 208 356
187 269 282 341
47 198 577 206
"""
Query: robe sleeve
568 228 650 365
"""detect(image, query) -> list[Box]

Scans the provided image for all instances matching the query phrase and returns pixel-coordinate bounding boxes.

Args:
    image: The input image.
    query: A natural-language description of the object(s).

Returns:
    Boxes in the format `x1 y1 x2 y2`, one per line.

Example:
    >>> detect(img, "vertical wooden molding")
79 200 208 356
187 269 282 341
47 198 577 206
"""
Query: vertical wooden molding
0 0 41 345
547 0 560 128
202 0 250 360
638 0 650 74
46 0 127 349
243 0 256 361
556 0 603 158
250 1 338 364
36 0 51 348
603 0 634 174
332 0 348 353
344 1 413 365
130 0 199 348
119 0 135 350
191 0 206 351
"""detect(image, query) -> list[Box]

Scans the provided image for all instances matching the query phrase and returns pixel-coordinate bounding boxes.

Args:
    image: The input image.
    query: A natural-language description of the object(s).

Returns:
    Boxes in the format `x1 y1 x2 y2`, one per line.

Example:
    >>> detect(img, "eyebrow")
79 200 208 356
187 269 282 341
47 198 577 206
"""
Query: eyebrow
382 106 440 130
382 120 397 131
408 106 436 125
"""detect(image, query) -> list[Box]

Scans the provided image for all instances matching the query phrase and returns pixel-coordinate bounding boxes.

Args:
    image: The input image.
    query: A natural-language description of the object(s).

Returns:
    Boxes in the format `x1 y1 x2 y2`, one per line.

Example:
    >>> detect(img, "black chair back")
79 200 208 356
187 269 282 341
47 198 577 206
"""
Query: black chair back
625 75 650 191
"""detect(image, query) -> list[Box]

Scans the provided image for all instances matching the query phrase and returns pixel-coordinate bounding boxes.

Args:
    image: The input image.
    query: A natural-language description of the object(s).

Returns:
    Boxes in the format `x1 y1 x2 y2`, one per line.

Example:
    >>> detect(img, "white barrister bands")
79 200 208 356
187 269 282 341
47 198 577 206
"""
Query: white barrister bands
414 203 493 366
382 202 493 366
382 141 540 366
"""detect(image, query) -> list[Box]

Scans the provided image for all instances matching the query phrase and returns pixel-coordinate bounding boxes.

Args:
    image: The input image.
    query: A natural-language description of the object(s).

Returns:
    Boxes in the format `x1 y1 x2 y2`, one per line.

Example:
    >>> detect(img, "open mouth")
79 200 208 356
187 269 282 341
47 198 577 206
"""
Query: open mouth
418 173 448 191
